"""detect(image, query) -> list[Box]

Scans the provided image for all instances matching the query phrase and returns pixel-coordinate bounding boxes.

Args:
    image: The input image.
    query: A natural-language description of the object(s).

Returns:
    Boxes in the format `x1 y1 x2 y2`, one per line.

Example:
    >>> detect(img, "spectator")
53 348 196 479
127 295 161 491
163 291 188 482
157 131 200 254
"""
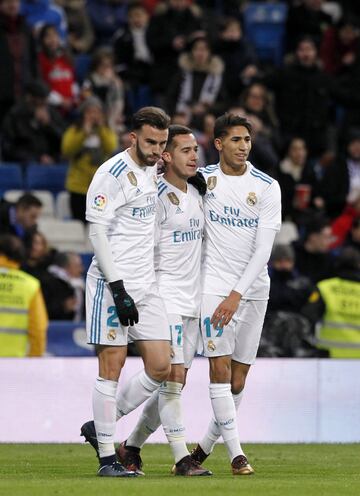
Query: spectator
54 0 94 54
86 0 128 47
330 194 360 249
81 46 125 132
344 217 360 251
37 23 78 116
266 36 333 159
0 193 42 241
41 250 84 320
0 234 48 357
62 96 117 222
0 0 38 127
20 0 68 41
277 137 324 224
320 129 360 218
293 216 335 283
259 243 317 358
21 230 57 279
286 0 333 53
112 1 153 113
214 16 259 99
302 247 360 357
146 0 203 102
320 16 360 75
166 33 227 126
1 79 65 164
267 244 314 315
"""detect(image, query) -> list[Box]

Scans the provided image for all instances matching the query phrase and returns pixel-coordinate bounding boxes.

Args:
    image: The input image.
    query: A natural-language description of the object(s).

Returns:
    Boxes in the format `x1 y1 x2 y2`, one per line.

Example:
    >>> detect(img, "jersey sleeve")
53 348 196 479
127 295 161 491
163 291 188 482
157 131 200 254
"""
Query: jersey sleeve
154 196 167 245
258 180 282 231
86 171 126 226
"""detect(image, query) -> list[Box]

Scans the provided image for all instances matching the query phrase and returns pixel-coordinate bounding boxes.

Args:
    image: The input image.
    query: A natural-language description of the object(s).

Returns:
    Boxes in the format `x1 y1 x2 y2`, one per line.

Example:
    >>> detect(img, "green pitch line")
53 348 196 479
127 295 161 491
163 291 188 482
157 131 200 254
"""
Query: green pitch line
0 443 359 496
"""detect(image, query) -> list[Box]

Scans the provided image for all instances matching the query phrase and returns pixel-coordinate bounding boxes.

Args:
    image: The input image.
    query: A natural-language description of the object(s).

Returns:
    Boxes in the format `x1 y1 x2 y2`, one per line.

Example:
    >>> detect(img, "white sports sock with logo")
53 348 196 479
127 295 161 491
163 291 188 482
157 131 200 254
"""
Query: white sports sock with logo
116 370 161 419
158 381 189 463
126 390 161 448
200 390 244 456
93 376 117 458
208 383 242 461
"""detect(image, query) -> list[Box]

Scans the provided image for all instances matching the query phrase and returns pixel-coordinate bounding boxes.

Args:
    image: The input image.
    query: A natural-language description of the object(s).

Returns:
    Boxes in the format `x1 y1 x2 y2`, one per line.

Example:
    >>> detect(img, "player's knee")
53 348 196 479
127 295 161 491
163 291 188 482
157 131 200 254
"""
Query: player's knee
209 357 231 383
231 376 246 395
146 360 171 382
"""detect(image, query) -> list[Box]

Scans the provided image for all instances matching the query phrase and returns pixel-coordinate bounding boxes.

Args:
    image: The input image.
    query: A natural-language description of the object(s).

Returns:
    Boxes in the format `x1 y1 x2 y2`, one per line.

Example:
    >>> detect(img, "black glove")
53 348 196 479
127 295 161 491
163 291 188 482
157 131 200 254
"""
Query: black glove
109 280 139 326
187 171 207 196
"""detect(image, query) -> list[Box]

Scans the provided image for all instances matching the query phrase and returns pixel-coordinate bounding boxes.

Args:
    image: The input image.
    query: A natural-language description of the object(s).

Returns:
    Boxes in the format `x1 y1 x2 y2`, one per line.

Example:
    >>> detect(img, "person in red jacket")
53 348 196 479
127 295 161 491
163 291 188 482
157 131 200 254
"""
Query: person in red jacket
38 23 78 116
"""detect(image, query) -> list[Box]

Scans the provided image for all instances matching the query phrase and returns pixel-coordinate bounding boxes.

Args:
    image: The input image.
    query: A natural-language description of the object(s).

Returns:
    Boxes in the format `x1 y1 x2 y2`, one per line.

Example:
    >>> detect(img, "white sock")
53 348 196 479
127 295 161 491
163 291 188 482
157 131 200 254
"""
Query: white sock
158 381 189 463
209 383 242 461
200 391 244 456
116 370 161 420
126 390 161 448
93 376 118 458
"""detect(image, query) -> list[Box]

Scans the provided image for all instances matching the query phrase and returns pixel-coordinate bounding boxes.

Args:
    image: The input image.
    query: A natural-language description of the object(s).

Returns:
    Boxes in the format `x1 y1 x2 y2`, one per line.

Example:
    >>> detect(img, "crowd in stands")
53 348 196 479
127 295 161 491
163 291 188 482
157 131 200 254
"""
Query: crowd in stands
1 0 360 357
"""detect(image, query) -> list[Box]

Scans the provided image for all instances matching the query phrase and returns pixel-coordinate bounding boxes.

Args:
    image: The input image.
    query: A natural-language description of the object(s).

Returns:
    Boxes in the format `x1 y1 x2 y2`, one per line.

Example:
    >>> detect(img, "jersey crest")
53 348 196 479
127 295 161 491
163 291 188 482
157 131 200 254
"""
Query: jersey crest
127 171 138 187
246 192 257 206
107 329 117 341
167 192 180 206
207 176 217 190
207 340 216 351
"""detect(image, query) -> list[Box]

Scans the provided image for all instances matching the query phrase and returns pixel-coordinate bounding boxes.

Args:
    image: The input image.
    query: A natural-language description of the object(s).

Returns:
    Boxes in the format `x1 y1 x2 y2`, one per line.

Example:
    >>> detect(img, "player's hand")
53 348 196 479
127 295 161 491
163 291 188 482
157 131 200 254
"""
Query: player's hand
211 291 241 328
109 280 139 326
187 171 207 196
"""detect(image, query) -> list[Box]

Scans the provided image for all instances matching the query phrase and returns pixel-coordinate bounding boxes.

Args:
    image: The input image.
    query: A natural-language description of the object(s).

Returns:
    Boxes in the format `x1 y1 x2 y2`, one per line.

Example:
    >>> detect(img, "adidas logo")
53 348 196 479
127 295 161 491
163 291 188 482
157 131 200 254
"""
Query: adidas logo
135 188 142 195
206 192 216 199
175 207 183 214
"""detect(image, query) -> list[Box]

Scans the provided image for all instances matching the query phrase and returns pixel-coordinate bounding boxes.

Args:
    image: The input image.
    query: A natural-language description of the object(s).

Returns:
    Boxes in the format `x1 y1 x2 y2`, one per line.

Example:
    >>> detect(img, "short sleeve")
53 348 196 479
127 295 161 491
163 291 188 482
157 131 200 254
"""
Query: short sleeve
258 180 282 231
86 171 126 226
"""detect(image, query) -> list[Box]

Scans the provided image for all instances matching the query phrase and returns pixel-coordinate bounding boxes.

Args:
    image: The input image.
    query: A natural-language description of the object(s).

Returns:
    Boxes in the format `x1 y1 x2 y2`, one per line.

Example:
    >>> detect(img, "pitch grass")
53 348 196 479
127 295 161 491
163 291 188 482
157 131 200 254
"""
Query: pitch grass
1 444 360 496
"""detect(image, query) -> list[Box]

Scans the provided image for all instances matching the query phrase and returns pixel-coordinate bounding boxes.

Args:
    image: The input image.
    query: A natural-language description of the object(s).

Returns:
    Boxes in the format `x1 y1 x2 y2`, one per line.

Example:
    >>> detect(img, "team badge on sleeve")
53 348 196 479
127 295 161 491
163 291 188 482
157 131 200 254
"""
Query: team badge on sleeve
92 193 107 211
167 192 180 205
127 171 138 186
246 192 257 206
207 176 217 190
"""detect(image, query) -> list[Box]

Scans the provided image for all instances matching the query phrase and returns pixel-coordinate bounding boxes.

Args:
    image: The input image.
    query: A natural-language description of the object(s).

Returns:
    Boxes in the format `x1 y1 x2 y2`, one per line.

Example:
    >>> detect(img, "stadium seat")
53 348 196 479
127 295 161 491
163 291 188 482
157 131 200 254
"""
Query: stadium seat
3 189 55 218
37 218 87 252
25 164 68 195
275 221 299 245
243 2 288 66
55 190 72 219
0 163 23 197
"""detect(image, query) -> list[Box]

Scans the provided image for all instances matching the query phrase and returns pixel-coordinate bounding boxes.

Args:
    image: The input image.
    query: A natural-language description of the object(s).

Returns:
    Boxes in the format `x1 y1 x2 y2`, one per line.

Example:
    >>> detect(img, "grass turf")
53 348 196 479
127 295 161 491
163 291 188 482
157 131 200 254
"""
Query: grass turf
0 443 359 496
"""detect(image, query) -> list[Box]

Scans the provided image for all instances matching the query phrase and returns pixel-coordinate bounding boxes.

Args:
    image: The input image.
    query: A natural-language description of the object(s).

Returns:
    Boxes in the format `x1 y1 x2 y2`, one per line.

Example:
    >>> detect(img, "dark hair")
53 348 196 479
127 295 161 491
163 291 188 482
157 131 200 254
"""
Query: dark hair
335 247 360 271
165 124 193 151
213 113 252 139
131 106 170 131
38 23 58 46
90 47 114 72
0 235 25 264
128 0 146 13
16 193 42 210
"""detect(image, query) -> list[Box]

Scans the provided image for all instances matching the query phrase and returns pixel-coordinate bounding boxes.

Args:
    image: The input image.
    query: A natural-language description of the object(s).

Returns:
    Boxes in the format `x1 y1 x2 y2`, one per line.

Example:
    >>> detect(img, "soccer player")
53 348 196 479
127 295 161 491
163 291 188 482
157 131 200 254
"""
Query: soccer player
81 107 172 477
190 114 281 474
116 125 211 476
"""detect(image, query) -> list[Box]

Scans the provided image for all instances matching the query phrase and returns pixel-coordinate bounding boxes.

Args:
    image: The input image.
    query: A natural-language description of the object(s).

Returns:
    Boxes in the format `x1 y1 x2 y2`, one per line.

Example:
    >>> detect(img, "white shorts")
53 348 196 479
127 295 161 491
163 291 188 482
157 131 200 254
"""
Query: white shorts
86 274 171 346
201 295 268 365
167 314 201 369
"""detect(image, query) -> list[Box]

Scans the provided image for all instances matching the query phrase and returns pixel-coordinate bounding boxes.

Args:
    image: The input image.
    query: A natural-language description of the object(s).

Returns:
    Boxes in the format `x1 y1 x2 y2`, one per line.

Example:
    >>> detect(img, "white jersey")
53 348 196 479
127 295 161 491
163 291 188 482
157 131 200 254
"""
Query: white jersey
155 177 204 317
86 149 158 289
200 161 281 300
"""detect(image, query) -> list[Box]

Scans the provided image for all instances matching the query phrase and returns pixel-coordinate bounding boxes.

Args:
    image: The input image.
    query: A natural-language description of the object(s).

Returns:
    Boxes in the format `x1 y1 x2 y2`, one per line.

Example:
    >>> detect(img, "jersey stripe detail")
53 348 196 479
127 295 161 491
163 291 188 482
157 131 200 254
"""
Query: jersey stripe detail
250 168 273 184
252 167 273 182
202 164 219 172
110 159 128 177
158 182 168 196
90 279 103 343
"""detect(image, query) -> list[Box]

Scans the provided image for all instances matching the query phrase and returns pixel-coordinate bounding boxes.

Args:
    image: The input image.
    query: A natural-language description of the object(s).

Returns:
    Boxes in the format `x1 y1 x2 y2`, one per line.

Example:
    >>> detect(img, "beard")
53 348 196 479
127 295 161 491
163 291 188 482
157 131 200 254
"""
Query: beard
136 141 158 167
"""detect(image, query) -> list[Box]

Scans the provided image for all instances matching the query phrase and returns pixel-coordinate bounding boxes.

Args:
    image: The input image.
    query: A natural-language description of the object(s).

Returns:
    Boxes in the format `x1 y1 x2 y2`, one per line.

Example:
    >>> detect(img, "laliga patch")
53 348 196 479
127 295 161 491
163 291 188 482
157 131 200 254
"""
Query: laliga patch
207 176 217 190
92 193 107 211
107 329 117 341
127 171 138 186
246 192 257 206
167 192 180 206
